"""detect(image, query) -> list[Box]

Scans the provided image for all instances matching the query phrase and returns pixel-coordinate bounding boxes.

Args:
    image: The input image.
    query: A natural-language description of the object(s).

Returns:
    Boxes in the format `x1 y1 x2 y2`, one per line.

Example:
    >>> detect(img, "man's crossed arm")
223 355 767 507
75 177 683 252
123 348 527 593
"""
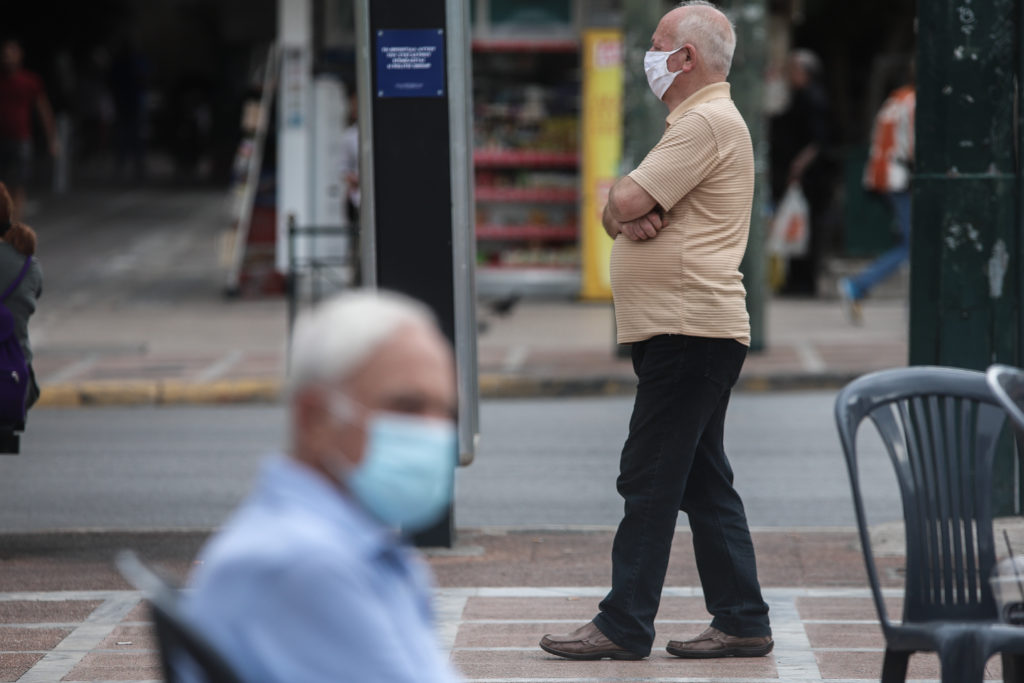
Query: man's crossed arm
602 176 665 241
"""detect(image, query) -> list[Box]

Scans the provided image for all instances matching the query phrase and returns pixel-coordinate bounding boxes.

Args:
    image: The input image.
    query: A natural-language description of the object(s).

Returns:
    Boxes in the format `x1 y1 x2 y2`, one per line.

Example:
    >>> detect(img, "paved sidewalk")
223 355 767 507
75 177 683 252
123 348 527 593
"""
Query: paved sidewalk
0 527 1012 682
33 295 907 407
24 188 908 406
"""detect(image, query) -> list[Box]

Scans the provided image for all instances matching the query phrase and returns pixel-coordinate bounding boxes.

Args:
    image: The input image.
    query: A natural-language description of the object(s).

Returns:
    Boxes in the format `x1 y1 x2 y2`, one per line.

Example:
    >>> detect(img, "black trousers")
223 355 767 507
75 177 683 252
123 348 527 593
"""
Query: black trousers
592 334 771 656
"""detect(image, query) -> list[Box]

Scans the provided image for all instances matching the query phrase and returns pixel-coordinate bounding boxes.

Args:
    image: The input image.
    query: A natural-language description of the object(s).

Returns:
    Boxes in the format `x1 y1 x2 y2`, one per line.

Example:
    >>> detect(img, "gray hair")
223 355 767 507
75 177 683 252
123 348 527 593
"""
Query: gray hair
675 1 736 77
286 289 437 396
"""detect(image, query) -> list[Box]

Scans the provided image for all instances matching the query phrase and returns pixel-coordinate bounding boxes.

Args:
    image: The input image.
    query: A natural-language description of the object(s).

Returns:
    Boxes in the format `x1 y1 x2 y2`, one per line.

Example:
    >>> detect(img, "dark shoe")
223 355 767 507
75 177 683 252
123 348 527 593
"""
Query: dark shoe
540 621 644 660
666 626 773 659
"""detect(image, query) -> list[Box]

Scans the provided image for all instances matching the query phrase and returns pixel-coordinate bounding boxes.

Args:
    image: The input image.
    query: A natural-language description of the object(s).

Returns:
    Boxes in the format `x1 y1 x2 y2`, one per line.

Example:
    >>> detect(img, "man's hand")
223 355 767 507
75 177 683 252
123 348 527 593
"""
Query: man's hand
619 210 664 241
603 204 665 241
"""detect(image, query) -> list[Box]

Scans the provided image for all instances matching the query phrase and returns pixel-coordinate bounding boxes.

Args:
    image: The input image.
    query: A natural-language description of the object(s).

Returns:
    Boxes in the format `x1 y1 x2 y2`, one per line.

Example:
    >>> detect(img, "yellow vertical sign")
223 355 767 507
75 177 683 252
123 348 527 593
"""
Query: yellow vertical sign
580 29 624 301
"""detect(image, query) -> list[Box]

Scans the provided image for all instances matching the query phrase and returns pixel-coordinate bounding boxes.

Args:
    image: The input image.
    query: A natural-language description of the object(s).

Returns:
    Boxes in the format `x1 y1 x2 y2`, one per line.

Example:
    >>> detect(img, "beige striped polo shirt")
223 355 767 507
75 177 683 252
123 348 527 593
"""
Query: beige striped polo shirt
610 81 753 346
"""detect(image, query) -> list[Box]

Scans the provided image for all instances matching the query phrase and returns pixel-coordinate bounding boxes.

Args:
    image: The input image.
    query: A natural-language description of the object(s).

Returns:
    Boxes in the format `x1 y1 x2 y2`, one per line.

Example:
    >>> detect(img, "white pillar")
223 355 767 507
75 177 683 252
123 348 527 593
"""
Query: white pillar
277 0 313 272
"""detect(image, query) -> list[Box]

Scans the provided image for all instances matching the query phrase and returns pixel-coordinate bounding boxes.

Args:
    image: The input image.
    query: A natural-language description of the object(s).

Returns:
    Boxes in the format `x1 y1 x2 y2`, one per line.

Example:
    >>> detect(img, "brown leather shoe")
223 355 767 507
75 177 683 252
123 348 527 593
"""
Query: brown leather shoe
540 621 644 660
666 626 773 659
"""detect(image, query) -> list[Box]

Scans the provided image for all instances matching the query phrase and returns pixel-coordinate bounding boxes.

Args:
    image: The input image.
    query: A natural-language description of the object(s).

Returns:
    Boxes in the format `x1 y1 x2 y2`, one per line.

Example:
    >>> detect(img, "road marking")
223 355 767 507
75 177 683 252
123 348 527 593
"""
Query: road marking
770 595 822 681
0 590 136 601
795 341 826 373
17 592 141 683
503 346 529 373
194 350 245 382
41 355 98 384
436 593 467 654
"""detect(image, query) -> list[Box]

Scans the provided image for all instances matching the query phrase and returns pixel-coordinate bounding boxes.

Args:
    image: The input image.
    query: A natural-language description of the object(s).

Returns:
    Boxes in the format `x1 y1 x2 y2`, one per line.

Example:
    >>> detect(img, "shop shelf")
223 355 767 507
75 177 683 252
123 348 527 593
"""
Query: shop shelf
476 224 578 241
474 150 579 168
472 38 579 53
475 186 578 203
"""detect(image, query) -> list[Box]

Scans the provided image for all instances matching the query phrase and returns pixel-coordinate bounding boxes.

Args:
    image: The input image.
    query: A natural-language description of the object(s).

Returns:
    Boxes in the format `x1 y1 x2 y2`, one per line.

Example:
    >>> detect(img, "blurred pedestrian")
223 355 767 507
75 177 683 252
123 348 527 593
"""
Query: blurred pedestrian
0 181 42 410
540 1 772 662
839 69 915 324
0 40 58 220
769 48 832 296
109 40 148 182
184 290 462 682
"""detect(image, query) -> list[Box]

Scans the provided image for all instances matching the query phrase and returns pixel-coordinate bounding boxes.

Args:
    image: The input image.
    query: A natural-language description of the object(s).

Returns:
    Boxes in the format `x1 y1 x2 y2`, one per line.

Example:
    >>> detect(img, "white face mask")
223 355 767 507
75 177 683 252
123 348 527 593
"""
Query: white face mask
644 47 684 100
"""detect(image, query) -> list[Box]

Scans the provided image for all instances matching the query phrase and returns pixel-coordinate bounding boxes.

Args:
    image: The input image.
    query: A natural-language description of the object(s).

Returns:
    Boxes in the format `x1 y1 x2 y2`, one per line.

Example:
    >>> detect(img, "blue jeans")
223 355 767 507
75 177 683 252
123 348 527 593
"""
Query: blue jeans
849 191 910 300
592 335 771 656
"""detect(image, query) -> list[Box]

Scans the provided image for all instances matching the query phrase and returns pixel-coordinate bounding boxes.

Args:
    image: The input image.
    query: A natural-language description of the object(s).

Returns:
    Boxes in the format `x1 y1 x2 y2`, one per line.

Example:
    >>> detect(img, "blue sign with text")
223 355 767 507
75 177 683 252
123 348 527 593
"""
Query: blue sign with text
376 29 446 98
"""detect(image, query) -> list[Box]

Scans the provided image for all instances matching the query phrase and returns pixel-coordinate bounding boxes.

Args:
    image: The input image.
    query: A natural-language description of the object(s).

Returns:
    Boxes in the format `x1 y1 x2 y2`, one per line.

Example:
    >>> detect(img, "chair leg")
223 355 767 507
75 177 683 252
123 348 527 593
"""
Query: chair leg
1003 652 1024 683
881 649 911 683
939 638 986 683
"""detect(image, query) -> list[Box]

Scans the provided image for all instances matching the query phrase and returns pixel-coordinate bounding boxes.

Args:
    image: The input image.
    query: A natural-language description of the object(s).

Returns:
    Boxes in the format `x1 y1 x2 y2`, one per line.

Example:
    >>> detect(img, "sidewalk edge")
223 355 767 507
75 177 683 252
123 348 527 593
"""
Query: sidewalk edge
36 371 863 407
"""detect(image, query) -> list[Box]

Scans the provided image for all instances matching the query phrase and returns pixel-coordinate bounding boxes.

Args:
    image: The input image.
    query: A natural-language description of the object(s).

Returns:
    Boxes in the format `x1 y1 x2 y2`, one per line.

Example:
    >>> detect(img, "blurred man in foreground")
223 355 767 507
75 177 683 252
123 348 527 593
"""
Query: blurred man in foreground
185 290 462 682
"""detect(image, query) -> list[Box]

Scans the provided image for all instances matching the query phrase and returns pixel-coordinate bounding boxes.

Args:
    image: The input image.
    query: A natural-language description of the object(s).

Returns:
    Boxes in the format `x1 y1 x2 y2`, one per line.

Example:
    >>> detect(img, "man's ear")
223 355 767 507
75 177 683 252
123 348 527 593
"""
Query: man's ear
670 44 696 73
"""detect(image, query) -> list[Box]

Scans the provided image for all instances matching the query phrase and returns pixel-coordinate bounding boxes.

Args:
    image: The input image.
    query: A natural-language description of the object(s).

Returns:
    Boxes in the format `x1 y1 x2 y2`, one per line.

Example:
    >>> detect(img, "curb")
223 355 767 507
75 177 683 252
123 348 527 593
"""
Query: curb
36 372 864 408
36 379 281 408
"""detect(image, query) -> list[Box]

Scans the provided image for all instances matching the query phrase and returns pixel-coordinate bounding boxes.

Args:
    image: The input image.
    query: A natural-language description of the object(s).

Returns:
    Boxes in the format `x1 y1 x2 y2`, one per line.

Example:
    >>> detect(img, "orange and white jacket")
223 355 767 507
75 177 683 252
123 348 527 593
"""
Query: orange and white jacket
864 85 915 193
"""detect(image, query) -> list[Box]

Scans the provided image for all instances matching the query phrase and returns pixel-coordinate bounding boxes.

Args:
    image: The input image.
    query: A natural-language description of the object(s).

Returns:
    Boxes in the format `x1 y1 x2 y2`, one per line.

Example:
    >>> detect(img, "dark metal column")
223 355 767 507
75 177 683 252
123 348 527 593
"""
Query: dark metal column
355 0 477 546
914 0 1021 512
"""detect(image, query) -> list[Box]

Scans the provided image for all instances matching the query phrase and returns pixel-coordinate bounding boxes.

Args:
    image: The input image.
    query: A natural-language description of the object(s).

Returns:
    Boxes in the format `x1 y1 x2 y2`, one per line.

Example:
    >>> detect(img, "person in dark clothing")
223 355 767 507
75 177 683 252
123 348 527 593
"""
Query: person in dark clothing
0 181 41 408
769 49 832 296
0 40 58 220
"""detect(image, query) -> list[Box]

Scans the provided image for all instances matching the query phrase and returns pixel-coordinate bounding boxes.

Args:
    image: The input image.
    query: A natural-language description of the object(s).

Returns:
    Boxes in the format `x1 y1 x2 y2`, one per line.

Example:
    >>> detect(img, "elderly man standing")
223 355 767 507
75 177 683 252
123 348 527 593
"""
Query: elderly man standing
185 291 461 682
541 1 772 662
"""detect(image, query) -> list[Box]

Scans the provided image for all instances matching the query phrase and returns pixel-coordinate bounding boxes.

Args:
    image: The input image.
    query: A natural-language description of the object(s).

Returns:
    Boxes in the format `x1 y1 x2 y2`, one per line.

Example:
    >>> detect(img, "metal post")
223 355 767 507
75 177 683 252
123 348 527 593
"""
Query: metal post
446 0 481 468
354 0 378 288
913 0 1020 512
354 0 478 547
722 0 768 352
615 0 670 355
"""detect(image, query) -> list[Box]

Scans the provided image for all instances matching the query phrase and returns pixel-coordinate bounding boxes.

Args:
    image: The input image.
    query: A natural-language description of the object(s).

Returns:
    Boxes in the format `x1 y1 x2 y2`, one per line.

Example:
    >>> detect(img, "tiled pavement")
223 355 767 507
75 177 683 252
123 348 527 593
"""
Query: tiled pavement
34 297 909 405
0 587 1004 682
0 528 1011 683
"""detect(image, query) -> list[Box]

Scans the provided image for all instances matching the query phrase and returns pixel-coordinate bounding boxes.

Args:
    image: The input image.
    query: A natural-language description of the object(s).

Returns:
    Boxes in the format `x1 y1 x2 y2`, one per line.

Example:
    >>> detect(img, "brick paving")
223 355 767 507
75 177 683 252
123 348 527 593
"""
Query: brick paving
2 528 1011 682
0 587 1004 682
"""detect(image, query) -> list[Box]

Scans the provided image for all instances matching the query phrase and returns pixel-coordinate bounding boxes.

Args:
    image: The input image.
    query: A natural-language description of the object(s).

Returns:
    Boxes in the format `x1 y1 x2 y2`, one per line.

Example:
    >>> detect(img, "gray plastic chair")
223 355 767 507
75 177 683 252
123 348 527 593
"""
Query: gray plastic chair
116 551 245 683
987 364 1024 437
835 366 1024 683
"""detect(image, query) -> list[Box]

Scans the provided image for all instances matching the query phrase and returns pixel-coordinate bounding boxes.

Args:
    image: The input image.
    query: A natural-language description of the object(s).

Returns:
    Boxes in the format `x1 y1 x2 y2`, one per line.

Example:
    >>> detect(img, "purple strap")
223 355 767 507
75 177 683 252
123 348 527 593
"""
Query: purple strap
0 257 32 303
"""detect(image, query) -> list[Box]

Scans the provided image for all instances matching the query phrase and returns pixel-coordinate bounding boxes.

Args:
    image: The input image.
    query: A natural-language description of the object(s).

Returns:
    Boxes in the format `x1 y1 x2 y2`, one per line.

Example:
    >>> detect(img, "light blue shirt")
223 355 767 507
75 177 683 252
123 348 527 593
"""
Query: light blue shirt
184 457 461 683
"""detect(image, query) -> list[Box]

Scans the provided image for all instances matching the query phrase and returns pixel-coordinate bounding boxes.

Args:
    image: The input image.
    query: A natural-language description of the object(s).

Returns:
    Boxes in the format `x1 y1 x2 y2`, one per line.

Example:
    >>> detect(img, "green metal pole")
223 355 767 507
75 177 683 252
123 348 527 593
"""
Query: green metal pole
615 0 670 356
621 0 670 171
914 0 1020 512
721 0 768 352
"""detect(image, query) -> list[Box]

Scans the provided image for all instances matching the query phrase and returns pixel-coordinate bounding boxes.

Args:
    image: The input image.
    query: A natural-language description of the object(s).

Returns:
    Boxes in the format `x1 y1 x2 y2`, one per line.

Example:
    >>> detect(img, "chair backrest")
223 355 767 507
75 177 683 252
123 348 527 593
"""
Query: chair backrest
987 364 1024 436
115 551 245 683
835 367 1008 626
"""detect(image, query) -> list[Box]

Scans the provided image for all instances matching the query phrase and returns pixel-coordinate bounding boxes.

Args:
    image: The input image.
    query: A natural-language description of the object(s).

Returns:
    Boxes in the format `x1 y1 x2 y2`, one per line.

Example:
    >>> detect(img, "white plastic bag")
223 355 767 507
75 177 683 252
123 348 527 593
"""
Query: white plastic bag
768 184 810 257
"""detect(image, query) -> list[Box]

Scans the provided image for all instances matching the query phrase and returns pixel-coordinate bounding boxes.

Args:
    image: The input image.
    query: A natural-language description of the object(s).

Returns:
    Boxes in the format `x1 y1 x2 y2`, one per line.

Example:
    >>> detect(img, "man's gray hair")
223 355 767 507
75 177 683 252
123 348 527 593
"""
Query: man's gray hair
286 289 437 396
675 1 737 77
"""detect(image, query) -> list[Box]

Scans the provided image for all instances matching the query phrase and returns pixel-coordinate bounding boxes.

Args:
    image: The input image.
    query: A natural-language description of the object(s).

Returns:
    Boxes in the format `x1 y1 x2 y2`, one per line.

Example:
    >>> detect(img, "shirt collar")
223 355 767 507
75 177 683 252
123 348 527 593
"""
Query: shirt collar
666 81 732 125
255 456 403 560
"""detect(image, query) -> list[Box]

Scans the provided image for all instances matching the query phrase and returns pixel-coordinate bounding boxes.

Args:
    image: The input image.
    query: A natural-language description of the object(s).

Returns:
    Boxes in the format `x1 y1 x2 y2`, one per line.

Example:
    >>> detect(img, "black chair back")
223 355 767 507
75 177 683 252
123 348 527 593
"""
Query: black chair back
835 367 1007 626
116 551 245 683
987 364 1024 436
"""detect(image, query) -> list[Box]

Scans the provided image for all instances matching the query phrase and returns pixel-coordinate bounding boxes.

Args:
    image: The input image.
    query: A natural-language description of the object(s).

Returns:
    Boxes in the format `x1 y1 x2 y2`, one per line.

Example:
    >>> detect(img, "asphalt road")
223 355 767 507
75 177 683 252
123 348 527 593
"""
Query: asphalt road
0 392 900 533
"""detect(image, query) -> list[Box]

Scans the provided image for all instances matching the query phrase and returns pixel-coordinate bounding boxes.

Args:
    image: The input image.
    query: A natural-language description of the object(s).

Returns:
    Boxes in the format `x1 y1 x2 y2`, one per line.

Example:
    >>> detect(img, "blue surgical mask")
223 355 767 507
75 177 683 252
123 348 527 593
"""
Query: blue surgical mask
329 395 456 532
